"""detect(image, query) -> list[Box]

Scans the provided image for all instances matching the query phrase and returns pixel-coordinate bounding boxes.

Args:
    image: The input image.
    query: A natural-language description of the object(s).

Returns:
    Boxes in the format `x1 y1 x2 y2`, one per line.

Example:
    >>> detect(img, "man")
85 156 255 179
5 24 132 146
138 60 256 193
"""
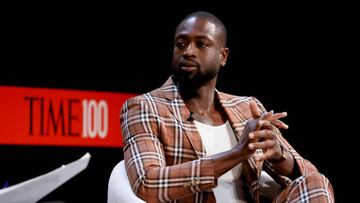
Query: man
120 11 334 203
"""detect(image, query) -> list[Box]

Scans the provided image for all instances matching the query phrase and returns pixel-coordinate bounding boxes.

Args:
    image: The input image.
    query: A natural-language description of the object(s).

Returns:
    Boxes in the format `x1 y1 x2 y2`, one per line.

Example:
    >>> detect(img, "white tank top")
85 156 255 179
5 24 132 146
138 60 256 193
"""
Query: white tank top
194 120 248 203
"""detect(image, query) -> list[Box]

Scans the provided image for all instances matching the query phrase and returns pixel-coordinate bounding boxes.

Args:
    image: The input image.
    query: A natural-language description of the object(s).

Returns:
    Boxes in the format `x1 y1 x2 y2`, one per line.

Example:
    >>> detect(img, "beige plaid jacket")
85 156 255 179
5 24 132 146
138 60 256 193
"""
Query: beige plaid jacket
121 76 324 203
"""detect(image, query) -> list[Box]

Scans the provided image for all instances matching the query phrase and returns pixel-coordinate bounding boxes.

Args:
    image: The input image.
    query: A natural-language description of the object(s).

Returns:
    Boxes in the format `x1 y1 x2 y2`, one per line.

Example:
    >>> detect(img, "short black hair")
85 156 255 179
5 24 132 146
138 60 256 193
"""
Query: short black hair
177 11 227 46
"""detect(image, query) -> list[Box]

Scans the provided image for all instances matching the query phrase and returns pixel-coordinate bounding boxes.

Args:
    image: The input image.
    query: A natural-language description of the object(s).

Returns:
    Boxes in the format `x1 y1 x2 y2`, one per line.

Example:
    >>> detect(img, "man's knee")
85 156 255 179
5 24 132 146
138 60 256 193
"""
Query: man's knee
286 172 334 202
303 172 331 183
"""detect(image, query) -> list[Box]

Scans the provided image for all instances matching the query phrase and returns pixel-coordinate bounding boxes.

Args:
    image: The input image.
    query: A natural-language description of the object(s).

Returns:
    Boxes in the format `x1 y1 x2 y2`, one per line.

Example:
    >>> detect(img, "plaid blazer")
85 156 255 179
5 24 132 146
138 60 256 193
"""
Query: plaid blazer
121 77 320 203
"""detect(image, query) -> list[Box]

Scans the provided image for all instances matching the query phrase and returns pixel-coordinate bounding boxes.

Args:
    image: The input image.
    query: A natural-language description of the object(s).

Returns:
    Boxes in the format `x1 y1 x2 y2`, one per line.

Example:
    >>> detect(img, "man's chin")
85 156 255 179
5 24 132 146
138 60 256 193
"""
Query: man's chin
175 73 195 81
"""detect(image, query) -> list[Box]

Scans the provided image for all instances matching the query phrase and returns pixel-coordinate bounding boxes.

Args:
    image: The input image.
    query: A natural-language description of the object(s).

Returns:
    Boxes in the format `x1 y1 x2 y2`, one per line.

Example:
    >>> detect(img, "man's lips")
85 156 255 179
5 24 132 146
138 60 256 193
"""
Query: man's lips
179 60 199 69
180 66 197 71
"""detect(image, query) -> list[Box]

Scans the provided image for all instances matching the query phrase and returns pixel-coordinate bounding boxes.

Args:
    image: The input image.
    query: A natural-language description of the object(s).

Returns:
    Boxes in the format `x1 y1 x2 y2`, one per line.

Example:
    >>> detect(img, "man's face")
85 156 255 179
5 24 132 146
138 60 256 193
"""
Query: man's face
171 17 227 84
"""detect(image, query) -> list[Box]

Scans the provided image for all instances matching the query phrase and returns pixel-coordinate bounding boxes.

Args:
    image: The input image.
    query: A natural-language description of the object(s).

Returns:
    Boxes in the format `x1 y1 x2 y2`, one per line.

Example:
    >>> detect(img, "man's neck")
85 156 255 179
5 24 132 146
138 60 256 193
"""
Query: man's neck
176 78 216 109
174 76 227 125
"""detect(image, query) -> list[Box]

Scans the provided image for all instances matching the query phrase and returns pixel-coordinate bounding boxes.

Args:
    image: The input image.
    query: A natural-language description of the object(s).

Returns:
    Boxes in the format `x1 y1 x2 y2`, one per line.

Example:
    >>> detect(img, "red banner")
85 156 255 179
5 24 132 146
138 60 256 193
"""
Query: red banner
0 86 136 147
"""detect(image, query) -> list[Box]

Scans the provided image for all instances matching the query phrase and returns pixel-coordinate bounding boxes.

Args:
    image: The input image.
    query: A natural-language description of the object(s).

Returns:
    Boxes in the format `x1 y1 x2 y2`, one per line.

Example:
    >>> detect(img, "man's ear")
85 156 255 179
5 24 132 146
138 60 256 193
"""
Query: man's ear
220 47 229 67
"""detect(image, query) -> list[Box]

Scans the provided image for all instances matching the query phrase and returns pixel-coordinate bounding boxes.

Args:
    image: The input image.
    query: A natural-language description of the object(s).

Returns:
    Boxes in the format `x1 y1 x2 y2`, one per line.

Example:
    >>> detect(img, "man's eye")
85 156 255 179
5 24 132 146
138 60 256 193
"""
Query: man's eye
197 42 207 48
176 42 186 48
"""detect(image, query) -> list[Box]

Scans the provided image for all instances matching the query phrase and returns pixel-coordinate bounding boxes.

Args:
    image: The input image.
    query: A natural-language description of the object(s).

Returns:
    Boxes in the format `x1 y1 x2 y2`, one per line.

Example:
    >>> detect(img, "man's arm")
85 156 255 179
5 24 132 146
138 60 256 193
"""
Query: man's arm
252 98 319 181
121 98 217 202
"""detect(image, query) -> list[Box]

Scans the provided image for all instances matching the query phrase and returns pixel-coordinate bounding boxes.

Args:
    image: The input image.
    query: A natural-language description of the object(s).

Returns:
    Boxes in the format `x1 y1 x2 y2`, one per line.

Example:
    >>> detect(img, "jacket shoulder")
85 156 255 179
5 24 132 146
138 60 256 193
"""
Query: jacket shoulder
218 91 255 104
122 87 166 108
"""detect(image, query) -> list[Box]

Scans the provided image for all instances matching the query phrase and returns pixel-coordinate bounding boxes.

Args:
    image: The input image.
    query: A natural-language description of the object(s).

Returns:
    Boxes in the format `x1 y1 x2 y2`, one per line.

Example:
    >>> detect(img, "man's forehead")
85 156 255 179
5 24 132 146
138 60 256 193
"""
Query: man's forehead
176 17 217 38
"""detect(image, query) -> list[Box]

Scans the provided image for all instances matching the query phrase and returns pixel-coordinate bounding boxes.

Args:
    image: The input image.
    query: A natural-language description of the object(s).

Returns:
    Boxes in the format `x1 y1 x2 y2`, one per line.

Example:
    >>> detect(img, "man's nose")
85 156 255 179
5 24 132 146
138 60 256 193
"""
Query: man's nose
183 43 196 57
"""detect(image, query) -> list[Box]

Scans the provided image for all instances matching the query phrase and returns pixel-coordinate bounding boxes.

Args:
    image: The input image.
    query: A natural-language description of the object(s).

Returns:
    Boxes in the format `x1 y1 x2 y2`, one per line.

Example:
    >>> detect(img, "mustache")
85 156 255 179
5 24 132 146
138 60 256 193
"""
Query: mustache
179 59 200 67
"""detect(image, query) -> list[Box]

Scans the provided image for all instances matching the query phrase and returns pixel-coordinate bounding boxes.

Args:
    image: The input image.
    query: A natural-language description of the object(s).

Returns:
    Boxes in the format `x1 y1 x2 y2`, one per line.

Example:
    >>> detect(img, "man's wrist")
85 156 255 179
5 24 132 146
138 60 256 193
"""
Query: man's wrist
270 145 287 164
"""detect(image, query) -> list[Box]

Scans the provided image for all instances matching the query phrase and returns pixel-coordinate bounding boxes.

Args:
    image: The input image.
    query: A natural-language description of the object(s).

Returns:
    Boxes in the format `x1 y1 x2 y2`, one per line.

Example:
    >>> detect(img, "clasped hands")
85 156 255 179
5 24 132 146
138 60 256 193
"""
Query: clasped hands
236 101 288 162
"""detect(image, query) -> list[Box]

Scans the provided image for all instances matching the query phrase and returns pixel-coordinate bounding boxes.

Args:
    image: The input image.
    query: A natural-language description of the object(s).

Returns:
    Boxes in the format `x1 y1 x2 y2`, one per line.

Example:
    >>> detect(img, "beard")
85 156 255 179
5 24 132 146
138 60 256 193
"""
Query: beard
171 62 219 87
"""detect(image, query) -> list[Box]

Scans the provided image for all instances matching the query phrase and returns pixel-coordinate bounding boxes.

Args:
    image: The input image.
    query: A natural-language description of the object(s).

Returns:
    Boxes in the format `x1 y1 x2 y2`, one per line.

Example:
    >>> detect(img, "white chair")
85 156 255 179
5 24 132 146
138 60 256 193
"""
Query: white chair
107 160 145 203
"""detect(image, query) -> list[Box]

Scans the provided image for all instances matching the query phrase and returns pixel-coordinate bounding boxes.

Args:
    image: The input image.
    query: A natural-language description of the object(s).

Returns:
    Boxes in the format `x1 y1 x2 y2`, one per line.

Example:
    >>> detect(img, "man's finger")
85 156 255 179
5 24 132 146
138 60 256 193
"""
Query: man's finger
250 100 261 119
270 112 287 121
248 140 276 151
255 119 270 131
248 129 274 140
255 151 272 162
272 120 289 129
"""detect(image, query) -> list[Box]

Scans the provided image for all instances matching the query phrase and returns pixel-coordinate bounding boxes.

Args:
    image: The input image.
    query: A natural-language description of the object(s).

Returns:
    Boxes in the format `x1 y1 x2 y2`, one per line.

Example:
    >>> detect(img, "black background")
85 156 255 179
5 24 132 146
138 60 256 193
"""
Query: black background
1 2 355 202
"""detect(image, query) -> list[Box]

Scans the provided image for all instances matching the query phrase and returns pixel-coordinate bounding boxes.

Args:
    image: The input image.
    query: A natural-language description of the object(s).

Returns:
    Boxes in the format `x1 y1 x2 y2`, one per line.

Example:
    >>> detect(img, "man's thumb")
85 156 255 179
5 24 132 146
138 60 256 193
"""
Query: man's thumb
250 100 261 119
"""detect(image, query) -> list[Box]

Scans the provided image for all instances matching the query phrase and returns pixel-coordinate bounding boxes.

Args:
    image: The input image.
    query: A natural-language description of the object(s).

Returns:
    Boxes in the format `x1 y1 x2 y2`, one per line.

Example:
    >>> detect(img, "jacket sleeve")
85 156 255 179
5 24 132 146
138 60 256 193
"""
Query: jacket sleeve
252 97 318 187
120 97 217 202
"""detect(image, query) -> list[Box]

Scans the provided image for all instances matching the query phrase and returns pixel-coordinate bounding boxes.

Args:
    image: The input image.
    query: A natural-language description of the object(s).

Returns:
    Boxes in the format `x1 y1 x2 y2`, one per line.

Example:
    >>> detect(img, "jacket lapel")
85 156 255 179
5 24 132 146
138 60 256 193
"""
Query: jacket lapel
161 77 206 159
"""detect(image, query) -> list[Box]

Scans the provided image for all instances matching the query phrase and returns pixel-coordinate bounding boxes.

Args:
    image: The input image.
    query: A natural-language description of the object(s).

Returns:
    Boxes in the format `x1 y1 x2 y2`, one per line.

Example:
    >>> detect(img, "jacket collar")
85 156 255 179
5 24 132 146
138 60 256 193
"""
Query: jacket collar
160 76 248 135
